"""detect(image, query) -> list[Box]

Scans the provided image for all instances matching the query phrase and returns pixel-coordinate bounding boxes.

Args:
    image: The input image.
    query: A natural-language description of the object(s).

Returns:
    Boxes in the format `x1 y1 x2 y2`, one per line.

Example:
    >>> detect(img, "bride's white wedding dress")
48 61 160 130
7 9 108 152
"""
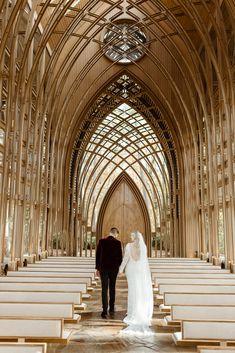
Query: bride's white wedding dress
119 232 153 335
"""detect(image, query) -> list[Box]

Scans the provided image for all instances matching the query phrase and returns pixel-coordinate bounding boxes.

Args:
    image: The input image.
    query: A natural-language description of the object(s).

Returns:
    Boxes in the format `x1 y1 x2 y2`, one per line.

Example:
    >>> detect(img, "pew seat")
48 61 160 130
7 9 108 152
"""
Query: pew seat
159 293 235 313
8 270 95 282
27 263 95 268
198 346 235 353
0 290 82 307
155 278 235 287
0 302 80 323
0 343 47 353
0 318 71 343
158 284 235 296
0 281 88 296
2 275 92 286
173 321 235 346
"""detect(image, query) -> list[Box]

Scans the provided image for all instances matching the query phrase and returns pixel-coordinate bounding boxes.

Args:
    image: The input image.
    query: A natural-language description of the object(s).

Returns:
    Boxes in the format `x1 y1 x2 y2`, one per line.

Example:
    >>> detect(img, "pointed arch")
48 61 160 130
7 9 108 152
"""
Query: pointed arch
96 172 152 255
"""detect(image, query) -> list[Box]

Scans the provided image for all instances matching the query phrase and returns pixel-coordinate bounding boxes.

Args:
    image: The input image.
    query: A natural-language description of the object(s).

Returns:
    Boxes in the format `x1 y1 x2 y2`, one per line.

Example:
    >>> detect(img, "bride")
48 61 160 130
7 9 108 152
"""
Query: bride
119 231 153 334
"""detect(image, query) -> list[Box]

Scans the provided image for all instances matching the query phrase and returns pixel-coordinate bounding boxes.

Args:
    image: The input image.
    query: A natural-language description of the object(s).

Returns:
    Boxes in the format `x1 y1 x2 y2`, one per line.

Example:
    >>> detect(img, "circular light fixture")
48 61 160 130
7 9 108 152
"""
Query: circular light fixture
103 21 147 64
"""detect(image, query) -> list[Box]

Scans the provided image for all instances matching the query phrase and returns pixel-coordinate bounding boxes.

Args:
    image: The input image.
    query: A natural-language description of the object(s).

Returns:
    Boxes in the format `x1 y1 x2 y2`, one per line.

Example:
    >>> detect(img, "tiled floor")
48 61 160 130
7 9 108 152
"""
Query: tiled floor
47 277 196 353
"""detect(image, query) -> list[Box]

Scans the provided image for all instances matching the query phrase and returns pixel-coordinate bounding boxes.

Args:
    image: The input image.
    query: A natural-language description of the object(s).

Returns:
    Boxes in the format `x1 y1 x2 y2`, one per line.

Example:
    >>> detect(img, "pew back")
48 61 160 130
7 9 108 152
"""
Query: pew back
182 320 235 340
27 264 94 268
165 293 235 306
159 284 235 295
156 278 235 286
18 267 95 273
0 317 64 339
0 282 87 293
2 276 91 286
0 343 47 353
0 291 81 305
198 347 235 353
172 305 235 321
0 302 74 319
8 271 95 281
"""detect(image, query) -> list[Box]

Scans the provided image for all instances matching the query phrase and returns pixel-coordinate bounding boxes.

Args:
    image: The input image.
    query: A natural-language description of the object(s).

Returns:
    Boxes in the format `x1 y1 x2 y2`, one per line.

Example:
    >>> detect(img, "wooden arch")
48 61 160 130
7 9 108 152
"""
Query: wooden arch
96 172 152 255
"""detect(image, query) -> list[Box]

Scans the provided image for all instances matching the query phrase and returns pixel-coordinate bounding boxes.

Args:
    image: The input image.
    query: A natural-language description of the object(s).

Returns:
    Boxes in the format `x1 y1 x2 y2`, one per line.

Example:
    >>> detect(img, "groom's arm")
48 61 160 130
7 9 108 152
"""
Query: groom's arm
117 241 123 266
95 240 102 273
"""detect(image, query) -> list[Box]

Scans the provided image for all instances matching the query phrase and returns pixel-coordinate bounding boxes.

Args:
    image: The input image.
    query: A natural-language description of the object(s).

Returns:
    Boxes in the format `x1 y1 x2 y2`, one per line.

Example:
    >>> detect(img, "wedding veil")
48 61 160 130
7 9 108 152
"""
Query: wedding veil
121 230 153 335
131 230 148 262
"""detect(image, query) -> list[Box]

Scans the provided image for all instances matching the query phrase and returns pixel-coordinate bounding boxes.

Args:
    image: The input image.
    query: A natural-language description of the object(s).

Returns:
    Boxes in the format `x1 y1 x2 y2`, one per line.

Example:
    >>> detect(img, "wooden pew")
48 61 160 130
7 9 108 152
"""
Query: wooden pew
152 267 228 272
0 317 70 343
155 278 235 288
152 271 230 283
0 343 47 353
0 291 83 308
166 305 235 326
0 282 88 296
164 293 235 307
41 258 95 263
150 264 214 269
148 258 201 261
8 270 96 282
158 284 235 296
198 346 235 353
44 256 95 261
18 267 95 275
155 273 235 279
0 302 80 323
173 321 235 346
27 263 95 268
2 275 92 287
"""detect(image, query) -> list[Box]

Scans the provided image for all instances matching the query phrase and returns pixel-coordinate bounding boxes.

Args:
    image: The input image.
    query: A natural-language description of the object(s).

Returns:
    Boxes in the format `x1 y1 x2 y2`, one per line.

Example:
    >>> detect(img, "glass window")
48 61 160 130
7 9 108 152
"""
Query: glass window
103 21 147 64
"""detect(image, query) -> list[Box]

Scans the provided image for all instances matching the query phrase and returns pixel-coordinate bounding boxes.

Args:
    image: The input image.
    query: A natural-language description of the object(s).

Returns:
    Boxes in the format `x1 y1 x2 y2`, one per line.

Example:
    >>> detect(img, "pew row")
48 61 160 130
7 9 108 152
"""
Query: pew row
152 269 230 277
43 256 95 261
0 291 84 308
0 302 80 323
8 270 96 283
164 305 235 326
18 267 95 275
155 273 235 279
2 275 93 288
148 258 201 261
158 284 235 296
173 321 235 346
0 343 47 353
155 278 235 288
198 346 235 353
0 318 70 343
0 282 89 298
152 271 229 284
150 264 215 269
164 293 235 307
27 263 95 269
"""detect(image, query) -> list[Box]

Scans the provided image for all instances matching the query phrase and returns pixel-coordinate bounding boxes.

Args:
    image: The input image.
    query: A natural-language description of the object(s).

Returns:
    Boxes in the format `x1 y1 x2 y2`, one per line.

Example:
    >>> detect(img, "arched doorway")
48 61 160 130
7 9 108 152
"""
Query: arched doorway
96 173 151 253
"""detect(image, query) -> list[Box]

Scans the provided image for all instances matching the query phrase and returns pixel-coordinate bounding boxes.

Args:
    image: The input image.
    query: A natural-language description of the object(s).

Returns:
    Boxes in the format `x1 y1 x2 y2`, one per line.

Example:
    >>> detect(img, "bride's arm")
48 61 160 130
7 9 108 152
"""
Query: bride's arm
119 244 130 273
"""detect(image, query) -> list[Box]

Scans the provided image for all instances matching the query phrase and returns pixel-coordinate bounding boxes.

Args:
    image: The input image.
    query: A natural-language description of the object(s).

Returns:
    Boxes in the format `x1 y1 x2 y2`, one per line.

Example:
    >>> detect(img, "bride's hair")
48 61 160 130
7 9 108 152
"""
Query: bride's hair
131 230 143 243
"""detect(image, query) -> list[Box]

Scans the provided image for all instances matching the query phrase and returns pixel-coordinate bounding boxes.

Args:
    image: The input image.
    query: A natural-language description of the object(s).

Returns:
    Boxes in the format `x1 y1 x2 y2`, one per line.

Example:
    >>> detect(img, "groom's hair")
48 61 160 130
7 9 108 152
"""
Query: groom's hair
110 227 119 235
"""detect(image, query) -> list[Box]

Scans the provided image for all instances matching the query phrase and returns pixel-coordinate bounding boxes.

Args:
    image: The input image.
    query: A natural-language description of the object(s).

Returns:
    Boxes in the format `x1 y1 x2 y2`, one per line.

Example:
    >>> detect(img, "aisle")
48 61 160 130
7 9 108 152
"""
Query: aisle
47 277 196 353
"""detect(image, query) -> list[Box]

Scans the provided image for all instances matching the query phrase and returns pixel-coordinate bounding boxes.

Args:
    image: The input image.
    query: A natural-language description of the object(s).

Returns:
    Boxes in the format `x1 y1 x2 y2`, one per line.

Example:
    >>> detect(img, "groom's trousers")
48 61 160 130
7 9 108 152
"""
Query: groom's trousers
100 270 118 313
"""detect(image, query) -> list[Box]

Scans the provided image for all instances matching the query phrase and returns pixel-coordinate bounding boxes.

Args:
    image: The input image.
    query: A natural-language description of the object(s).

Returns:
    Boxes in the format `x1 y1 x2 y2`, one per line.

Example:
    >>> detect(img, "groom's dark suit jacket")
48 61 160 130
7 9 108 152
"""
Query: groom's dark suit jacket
96 236 122 272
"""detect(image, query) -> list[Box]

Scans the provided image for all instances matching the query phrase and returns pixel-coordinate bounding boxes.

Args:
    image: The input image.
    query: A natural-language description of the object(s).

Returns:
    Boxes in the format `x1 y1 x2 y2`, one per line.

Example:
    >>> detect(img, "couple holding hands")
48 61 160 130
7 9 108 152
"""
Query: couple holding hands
95 227 153 335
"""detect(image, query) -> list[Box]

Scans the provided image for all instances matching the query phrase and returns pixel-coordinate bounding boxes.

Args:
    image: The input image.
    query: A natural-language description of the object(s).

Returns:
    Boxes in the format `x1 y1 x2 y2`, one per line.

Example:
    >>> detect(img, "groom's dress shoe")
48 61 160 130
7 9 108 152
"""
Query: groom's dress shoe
101 312 107 319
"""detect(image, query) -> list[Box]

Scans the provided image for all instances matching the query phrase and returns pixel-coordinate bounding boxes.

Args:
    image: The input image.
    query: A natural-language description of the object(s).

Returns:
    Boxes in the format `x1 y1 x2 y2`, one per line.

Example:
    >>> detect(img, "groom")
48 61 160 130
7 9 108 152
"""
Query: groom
96 227 122 318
